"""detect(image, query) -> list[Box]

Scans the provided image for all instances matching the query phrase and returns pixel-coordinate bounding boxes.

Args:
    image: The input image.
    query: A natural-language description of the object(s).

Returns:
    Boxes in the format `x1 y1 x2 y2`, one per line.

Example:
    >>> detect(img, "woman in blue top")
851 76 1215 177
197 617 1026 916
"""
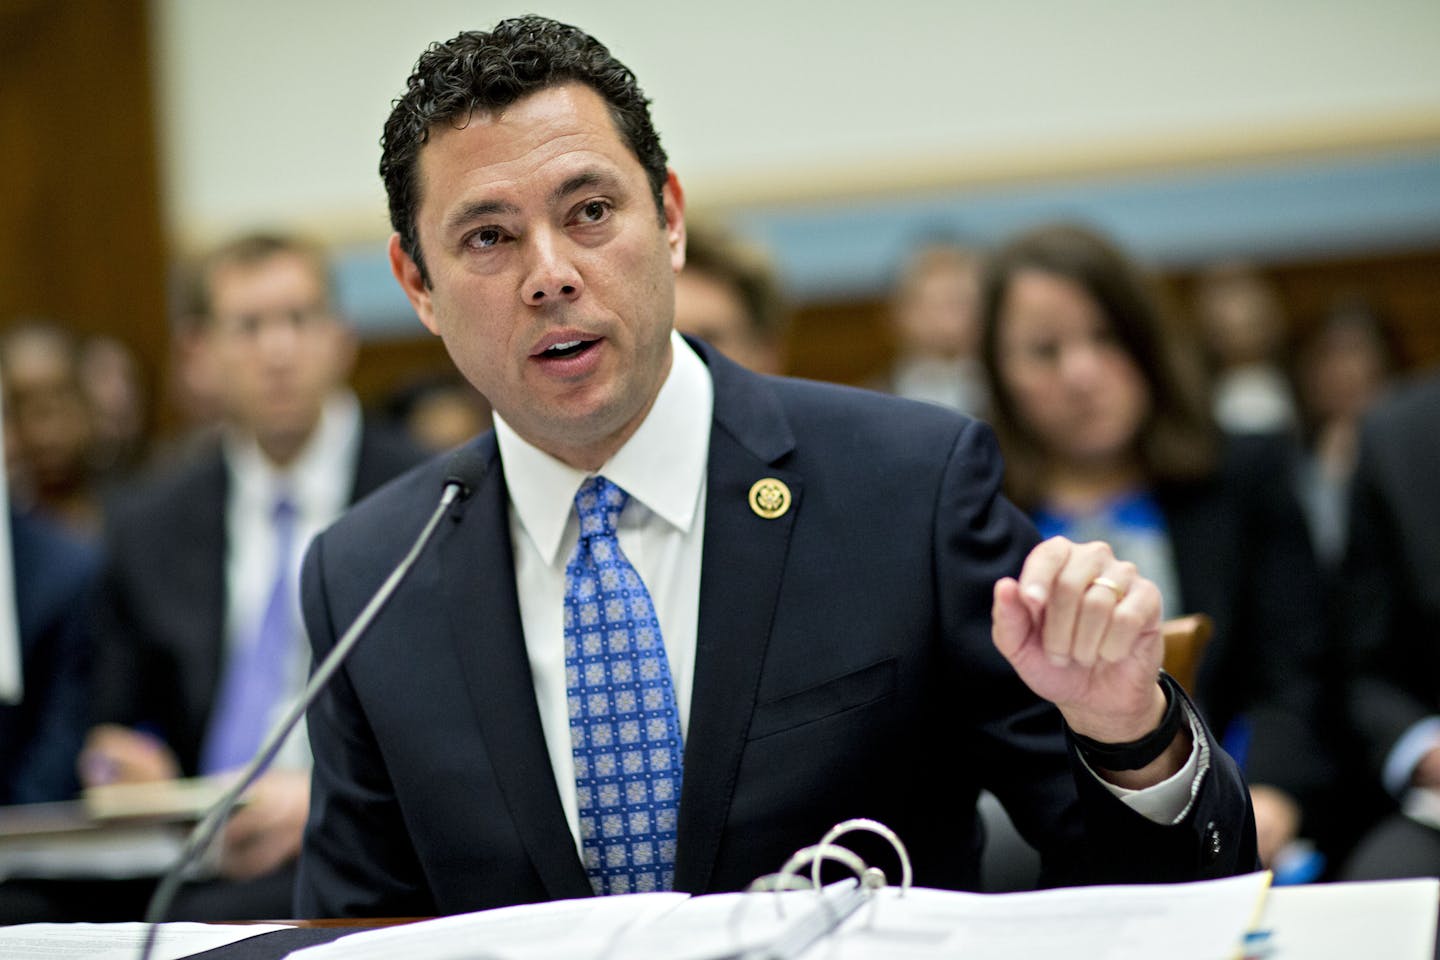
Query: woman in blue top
977 223 1339 877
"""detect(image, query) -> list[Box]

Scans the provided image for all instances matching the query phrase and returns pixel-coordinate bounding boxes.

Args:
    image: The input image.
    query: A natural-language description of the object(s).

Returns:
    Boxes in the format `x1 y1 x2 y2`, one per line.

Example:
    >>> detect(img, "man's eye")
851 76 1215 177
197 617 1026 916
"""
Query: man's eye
469 228 505 249
576 200 611 224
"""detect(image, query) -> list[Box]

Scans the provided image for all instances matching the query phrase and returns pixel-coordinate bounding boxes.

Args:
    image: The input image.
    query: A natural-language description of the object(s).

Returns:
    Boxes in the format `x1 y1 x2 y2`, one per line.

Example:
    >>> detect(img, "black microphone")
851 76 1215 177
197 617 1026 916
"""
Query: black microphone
443 445 488 503
137 448 488 960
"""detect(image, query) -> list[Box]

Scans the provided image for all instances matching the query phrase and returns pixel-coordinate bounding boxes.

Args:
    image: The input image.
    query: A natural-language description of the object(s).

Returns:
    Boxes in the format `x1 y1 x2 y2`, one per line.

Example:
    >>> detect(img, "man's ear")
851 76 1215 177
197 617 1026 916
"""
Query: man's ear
176 322 219 404
662 168 686 274
388 233 438 335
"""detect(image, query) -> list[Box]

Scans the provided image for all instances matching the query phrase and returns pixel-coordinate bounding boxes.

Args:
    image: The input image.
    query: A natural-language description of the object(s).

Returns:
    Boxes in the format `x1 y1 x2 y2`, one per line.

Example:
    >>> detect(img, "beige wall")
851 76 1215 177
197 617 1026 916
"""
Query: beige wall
151 0 1440 248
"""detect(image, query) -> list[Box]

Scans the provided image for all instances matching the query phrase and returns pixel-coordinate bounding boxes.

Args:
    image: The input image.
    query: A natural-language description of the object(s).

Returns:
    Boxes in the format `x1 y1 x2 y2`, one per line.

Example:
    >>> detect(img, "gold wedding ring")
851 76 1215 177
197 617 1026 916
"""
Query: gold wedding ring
1088 575 1127 602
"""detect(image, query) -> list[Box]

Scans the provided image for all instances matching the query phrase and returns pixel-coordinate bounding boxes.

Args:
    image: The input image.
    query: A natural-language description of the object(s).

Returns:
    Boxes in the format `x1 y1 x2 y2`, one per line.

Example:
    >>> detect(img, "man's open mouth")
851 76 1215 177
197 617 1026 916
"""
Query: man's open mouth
540 339 593 359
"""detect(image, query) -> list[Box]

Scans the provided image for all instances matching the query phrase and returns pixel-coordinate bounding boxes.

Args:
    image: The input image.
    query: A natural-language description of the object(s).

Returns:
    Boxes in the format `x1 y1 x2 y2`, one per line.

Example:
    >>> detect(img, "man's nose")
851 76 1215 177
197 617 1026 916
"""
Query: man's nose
255 313 302 360
522 232 583 305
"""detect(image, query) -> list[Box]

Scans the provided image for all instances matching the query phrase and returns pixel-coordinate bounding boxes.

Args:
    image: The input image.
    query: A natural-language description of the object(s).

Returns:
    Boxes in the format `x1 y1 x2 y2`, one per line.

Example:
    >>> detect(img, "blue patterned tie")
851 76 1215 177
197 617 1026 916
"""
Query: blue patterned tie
564 476 684 894
200 495 297 774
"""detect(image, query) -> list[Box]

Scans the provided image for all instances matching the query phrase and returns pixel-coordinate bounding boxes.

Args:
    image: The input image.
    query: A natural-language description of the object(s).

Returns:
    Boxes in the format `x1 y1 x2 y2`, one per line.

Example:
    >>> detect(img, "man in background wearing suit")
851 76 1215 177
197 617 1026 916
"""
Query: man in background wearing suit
1338 372 1440 879
0 359 99 803
0 512 96 807
0 376 101 925
71 233 422 919
296 16 1256 918
672 221 787 376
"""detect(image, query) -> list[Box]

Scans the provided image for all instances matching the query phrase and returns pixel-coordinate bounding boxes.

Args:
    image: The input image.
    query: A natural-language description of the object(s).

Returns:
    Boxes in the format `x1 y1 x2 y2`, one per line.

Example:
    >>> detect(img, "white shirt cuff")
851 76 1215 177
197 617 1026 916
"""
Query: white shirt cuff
1080 701 1210 825
1384 717 1440 798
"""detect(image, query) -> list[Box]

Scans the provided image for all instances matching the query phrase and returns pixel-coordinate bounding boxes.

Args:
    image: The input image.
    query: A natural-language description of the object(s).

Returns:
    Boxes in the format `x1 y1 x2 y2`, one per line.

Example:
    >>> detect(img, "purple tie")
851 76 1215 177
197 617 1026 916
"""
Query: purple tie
564 476 684 894
200 495 298 774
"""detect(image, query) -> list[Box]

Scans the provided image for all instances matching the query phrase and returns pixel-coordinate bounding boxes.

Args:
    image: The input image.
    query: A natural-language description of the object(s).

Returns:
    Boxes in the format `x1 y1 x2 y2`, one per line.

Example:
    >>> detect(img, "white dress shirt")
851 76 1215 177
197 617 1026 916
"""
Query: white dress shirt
496 334 1200 850
498 332 711 845
1385 718 1440 798
222 391 363 770
890 355 986 418
1212 366 1299 435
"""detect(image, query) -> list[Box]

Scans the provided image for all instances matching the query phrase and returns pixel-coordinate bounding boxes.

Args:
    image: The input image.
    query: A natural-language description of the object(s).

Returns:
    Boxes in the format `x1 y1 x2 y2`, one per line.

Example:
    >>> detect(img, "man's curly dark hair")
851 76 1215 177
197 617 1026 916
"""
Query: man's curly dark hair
381 15 669 286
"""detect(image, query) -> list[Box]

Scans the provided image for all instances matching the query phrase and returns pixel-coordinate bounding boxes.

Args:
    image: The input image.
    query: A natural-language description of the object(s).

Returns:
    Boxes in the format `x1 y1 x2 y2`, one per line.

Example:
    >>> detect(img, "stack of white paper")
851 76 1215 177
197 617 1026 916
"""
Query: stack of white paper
283 872 1271 960
0 922 292 960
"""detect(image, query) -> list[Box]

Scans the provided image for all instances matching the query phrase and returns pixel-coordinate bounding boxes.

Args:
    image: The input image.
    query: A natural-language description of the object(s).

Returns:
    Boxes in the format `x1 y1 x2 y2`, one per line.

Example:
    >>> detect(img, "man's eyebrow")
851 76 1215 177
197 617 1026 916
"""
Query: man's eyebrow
441 171 619 233
443 198 521 233
549 170 616 204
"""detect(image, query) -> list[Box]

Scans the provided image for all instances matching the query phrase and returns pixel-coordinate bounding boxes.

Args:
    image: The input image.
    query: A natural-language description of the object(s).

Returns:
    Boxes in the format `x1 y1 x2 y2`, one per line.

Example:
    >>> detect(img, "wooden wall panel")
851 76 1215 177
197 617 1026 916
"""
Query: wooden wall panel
1260 248 1440 370
0 0 168 423
352 335 455 411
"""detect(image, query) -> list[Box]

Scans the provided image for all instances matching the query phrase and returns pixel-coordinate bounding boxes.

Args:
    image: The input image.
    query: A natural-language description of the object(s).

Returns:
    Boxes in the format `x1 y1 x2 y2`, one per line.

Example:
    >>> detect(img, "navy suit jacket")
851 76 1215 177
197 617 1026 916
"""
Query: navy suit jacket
1155 435 1331 802
1341 374 1440 776
295 343 1256 918
0 512 98 804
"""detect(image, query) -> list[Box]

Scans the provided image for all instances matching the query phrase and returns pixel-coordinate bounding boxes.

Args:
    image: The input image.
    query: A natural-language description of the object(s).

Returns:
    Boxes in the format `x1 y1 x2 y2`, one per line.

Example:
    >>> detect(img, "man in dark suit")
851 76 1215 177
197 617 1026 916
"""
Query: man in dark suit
0 488 102 925
0 510 98 806
295 16 1256 917
69 233 422 920
1337 372 1440 879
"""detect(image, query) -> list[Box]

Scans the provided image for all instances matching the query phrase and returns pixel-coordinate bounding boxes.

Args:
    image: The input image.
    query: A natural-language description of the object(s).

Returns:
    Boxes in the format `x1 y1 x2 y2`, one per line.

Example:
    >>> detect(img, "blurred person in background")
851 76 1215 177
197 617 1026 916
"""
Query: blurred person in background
76 335 150 483
1290 297 1400 575
879 242 985 415
383 371 492 453
1193 261 1299 436
978 223 1334 878
58 231 423 921
0 376 99 808
152 270 231 466
1335 371 1440 880
0 515 97 809
672 220 787 375
0 321 102 539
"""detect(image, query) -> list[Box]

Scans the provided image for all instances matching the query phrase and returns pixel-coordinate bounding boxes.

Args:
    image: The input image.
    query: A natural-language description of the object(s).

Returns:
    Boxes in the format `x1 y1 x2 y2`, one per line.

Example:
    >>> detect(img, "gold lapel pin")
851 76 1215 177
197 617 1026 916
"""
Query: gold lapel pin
748 478 792 519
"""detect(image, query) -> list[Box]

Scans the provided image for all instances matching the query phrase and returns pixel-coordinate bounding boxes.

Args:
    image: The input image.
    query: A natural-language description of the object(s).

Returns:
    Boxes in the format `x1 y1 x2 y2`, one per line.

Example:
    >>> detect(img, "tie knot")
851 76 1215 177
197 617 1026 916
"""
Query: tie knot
575 476 628 541
272 496 297 527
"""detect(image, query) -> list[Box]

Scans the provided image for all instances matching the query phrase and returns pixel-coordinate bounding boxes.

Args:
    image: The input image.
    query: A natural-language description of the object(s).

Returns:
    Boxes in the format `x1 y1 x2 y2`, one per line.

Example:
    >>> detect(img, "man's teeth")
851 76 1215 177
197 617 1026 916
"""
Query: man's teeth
543 339 586 356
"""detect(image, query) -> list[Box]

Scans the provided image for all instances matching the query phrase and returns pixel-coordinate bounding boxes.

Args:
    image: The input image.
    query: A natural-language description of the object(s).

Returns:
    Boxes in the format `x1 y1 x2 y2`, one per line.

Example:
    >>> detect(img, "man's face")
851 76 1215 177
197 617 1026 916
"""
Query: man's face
204 252 355 460
674 269 781 375
389 82 685 470
2 334 92 490
894 259 980 359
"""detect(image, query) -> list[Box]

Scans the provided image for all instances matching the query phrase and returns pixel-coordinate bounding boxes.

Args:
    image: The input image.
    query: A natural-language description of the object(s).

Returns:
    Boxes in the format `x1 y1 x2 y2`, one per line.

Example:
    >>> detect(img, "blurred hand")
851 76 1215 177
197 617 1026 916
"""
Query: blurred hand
78 724 181 786
1250 784 1302 868
1412 746 1440 789
219 769 310 881
993 537 1187 787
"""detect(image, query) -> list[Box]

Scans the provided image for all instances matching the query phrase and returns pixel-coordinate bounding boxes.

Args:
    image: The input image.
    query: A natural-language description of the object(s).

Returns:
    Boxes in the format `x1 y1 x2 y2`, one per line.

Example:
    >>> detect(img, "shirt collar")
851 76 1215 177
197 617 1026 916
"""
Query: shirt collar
495 330 713 565
224 390 363 516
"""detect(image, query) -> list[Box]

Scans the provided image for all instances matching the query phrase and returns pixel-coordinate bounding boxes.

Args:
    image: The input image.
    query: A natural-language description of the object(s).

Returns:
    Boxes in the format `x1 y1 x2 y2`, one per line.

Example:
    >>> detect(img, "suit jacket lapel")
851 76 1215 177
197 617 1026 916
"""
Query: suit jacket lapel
676 348 800 892
438 435 592 900
434 346 804 896
187 452 230 750
350 420 423 503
